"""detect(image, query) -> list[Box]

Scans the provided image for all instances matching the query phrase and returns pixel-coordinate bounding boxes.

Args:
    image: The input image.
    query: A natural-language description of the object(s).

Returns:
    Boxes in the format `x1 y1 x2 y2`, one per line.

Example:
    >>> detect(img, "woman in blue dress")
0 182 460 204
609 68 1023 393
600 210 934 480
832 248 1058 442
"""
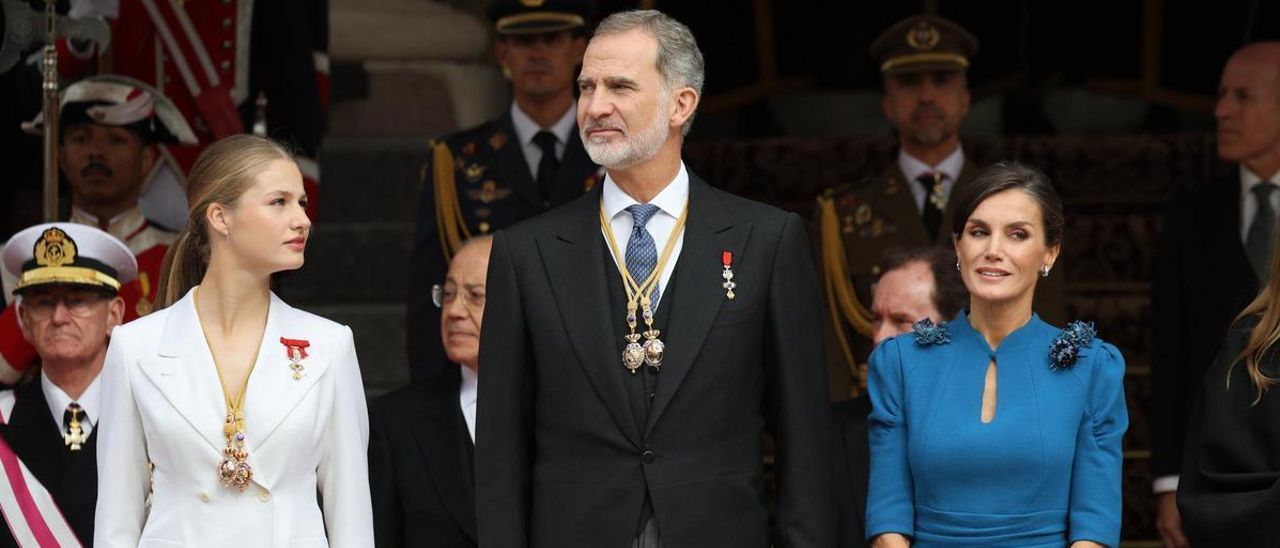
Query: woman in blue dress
866 162 1128 548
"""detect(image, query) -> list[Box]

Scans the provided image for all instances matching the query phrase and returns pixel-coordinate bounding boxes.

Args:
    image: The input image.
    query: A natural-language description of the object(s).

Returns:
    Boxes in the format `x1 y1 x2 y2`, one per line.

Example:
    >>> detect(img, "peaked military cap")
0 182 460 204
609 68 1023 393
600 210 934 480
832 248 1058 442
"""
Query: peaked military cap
22 74 198 145
487 0 591 35
870 14 978 75
3 223 138 295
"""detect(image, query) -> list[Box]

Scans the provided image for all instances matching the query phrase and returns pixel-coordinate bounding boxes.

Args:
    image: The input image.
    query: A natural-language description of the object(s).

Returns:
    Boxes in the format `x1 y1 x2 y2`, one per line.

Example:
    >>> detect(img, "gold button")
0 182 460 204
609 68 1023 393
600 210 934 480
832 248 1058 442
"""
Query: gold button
871 265 881 276
257 490 271 502
479 222 490 234
220 60 231 71
199 491 211 502
223 40 233 50
222 18 232 28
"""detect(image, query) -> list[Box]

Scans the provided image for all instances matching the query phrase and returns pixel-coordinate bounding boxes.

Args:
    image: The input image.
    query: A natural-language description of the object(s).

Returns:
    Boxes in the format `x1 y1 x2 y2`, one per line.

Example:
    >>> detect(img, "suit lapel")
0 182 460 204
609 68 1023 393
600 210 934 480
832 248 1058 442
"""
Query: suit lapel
143 291 241 453
645 177 750 435
536 187 642 447
550 128 597 204
244 293 330 454
882 167 930 244
497 112 544 208
411 368 477 541
938 157 979 242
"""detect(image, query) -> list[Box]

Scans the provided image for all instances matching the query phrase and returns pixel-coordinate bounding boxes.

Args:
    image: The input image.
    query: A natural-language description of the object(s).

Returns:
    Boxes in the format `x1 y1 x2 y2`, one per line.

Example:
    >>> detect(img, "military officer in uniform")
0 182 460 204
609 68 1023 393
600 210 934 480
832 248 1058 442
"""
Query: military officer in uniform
815 16 1067 397
0 223 136 546
0 75 196 385
407 0 602 380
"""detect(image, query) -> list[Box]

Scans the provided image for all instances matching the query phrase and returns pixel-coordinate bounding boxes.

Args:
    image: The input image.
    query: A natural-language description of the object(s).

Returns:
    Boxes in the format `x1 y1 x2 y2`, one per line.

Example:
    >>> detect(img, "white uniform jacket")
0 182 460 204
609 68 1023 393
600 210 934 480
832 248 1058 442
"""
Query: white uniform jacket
94 288 373 547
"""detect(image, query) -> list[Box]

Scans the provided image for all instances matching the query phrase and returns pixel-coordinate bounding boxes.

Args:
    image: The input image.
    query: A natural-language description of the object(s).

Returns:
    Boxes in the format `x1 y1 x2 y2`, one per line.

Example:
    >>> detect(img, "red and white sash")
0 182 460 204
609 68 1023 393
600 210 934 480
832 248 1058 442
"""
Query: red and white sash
0 391 82 547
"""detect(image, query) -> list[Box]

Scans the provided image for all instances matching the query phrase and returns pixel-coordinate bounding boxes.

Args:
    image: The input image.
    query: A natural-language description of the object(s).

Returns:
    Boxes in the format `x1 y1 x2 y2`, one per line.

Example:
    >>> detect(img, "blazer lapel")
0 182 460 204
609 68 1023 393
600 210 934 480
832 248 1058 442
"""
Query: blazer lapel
937 157 979 243
411 369 477 541
497 112 544 208
0 383 66 487
244 293 330 454
882 167 930 245
143 291 233 454
536 188 642 447
645 176 751 435
550 128 597 204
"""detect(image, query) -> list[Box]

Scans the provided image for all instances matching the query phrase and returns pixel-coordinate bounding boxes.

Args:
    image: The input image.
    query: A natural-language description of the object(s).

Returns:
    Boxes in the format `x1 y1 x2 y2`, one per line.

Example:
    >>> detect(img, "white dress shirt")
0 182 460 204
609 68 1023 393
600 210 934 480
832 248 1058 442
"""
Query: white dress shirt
601 163 690 312
898 145 965 214
459 364 478 442
1239 166 1280 242
42 370 101 438
510 101 577 181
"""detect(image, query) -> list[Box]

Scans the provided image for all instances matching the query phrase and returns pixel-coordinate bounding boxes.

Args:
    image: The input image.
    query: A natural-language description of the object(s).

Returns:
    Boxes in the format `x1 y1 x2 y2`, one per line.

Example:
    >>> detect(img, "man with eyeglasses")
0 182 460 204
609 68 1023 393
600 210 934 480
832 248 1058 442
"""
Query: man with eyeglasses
407 0 603 382
371 236 492 548
0 223 137 546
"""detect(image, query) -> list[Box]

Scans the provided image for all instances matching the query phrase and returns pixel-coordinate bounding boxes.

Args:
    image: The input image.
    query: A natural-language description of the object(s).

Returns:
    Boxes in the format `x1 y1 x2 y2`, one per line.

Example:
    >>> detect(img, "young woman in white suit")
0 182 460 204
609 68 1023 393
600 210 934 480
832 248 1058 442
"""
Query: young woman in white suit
94 135 374 547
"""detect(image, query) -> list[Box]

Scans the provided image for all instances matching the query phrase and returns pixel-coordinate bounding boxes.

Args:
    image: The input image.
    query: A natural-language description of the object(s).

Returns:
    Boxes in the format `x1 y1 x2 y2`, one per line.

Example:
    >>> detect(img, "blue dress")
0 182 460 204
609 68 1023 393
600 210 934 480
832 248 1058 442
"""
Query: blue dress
865 313 1127 547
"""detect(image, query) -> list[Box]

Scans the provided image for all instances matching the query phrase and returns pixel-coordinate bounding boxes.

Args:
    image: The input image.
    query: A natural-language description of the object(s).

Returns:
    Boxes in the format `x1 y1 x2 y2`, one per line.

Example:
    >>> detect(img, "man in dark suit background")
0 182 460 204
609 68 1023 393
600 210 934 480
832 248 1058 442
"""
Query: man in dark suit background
1153 41 1280 548
832 246 965 548
406 0 603 381
0 223 135 545
370 236 492 548
476 10 833 547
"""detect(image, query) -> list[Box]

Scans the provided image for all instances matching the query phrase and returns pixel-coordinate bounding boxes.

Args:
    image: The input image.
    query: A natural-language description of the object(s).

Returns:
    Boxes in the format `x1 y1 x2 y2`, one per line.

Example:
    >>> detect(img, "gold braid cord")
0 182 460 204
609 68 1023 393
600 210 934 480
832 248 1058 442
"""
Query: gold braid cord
817 194 875 379
431 141 471 262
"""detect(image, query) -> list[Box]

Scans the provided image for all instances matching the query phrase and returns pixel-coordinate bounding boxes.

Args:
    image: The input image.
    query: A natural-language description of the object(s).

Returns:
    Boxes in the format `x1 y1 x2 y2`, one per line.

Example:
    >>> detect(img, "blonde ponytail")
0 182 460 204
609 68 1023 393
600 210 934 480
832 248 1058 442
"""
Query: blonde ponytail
154 135 294 309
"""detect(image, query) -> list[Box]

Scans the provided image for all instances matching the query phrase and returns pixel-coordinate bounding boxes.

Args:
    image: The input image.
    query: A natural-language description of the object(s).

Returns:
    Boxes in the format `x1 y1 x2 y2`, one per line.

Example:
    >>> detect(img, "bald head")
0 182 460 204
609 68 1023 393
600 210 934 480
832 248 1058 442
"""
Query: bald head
1217 42 1280 177
441 236 493 371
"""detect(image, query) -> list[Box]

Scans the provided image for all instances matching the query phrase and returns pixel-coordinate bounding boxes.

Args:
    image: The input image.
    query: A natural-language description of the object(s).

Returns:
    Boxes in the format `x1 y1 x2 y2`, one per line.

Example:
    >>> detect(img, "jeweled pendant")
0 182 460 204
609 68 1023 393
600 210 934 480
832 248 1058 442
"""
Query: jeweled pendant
623 334 645 373
643 330 664 372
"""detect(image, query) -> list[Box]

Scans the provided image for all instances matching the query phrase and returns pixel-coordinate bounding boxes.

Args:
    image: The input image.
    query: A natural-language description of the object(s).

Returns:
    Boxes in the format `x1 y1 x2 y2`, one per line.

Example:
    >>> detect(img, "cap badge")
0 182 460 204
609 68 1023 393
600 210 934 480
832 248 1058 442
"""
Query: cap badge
34 228 77 267
519 0 545 6
906 21 940 51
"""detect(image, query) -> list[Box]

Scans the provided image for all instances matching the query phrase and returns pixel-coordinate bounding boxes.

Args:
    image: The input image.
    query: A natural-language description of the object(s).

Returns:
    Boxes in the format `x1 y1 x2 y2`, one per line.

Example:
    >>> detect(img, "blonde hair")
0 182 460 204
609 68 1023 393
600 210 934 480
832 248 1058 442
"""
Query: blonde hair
1230 223 1280 403
156 135 294 308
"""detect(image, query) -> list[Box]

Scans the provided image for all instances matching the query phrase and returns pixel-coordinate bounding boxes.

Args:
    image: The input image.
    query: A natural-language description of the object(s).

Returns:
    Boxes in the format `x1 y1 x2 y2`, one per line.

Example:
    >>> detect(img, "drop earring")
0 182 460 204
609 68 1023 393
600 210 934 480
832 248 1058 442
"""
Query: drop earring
1040 265 1050 277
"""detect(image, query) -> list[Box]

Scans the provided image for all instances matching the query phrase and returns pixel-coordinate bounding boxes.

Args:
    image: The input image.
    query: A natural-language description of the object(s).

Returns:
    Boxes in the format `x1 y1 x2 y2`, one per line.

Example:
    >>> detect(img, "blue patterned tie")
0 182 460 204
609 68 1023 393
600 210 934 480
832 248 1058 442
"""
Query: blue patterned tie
626 204 662 309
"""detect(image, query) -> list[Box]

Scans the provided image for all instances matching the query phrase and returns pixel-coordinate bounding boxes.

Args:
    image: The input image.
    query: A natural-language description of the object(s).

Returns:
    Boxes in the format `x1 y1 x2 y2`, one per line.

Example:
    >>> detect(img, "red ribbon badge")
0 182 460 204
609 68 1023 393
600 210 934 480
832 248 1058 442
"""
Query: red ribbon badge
722 251 732 267
280 338 310 361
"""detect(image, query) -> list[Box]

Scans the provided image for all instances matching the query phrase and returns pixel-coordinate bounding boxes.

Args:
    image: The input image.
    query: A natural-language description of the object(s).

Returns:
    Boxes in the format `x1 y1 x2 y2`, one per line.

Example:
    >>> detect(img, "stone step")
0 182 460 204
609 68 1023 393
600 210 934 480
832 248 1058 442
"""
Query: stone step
277 222 415 306
299 302 411 398
317 138 426 224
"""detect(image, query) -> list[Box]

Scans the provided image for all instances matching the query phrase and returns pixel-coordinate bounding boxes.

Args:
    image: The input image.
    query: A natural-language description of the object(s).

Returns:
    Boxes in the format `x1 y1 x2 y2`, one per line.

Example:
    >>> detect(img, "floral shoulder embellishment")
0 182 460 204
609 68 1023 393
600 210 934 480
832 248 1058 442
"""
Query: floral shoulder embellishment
1049 321 1097 371
912 318 950 346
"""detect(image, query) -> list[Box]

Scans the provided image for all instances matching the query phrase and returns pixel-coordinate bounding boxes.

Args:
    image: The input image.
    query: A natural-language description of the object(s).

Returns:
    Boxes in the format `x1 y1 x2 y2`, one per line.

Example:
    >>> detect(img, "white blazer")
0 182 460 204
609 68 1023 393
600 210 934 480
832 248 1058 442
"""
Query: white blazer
94 288 374 548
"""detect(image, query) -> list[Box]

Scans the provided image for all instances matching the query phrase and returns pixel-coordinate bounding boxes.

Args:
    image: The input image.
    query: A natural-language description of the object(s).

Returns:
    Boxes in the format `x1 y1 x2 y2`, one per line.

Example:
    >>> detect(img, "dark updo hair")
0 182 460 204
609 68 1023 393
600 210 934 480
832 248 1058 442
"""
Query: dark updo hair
950 161 1064 246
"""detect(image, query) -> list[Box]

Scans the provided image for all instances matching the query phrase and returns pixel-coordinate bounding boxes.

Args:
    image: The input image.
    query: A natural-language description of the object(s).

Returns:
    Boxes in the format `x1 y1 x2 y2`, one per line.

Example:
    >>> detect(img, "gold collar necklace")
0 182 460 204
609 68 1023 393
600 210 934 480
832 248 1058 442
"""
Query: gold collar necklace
599 200 689 374
193 288 260 490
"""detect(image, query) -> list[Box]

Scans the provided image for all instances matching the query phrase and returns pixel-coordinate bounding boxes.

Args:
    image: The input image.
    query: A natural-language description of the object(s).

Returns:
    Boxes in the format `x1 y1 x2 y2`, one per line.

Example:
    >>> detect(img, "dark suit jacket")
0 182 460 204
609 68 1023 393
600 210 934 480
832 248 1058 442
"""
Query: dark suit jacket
831 396 871 548
0 381 97 546
406 110 599 381
1177 317 1280 546
475 173 834 548
369 364 477 548
1151 173 1260 480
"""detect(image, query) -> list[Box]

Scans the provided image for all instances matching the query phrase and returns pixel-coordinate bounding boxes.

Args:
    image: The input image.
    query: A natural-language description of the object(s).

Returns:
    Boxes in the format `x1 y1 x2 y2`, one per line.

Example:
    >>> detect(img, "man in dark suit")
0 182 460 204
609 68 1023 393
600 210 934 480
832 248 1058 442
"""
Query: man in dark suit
476 10 833 548
406 0 603 381
0 223 135 545
832 246 965 548
1154 42 1280 548
371 236 492 548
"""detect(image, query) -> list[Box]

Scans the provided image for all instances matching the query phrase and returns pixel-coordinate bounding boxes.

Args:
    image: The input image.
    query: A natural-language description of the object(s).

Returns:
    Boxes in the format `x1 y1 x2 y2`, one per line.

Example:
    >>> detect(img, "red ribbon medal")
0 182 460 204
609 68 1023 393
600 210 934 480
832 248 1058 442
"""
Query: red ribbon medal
280 338 310 380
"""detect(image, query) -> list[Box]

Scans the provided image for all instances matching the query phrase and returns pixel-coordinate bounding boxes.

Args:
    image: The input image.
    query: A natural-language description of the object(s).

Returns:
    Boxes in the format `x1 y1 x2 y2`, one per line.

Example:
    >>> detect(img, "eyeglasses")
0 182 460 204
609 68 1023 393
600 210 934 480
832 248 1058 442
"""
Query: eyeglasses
21 292 110 320
432 283 486 310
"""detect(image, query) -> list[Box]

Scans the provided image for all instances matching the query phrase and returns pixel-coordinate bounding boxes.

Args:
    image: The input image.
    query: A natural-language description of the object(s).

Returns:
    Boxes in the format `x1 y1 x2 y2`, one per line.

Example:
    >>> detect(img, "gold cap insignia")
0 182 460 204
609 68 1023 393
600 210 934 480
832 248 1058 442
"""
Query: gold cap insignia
33 227 77 267
519 0 545 6
906 21 940 51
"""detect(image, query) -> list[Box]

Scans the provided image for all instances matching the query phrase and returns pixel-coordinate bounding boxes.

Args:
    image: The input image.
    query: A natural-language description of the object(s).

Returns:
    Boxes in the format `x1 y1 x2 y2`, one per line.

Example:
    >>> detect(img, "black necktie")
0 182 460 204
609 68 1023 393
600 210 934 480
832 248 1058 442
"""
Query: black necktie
916 172 945 238
533 131 560 203
1247 182 1278 279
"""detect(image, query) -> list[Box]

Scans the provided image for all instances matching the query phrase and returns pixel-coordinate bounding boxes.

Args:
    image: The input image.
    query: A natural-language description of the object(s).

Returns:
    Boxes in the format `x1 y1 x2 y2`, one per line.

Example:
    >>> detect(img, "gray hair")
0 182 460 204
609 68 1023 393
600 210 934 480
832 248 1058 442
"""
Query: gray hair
594 10 705 136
